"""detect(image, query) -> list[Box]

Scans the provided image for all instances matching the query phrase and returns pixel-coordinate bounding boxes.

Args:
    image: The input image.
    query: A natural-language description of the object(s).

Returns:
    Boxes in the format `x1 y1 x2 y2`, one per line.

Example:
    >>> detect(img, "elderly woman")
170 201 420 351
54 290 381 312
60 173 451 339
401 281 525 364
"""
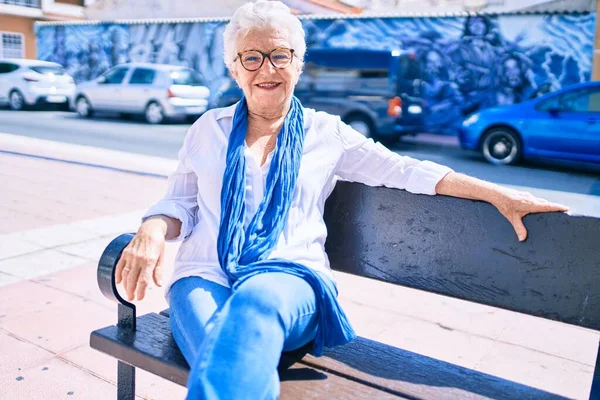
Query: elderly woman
115 1 568 399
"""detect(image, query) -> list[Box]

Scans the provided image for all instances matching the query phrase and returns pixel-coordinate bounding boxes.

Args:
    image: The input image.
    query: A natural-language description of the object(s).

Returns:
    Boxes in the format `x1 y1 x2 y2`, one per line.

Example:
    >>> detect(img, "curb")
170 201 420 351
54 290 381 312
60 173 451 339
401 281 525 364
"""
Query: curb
0 132 177 178
400 133 460 147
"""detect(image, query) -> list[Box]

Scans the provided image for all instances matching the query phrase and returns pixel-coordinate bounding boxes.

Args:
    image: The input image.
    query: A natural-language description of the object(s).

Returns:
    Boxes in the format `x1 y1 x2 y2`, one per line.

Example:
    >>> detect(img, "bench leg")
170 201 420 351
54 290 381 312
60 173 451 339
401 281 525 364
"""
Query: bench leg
117 361 135 400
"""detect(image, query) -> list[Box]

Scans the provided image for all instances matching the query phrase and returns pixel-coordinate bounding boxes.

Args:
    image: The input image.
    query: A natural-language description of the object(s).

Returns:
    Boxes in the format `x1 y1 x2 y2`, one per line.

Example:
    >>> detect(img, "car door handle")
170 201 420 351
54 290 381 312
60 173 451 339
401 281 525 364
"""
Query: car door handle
588 118 597 124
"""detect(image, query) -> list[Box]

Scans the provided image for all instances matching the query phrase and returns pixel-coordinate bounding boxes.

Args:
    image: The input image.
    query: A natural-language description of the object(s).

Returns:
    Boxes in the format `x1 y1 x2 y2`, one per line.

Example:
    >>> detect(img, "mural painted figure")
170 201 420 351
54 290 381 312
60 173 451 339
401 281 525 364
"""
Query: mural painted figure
37 13 595 134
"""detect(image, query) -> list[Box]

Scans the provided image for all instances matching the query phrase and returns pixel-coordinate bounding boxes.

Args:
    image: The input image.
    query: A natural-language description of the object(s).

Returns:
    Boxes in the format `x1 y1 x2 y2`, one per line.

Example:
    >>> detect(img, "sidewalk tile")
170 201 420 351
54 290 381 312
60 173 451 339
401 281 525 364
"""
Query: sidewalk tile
0 207 16 217
375 311 495 370
0 272 22 288
32 264 170 316
474 340 595 400
0 210 59 235
74 211 144 237
55 237 115 262
0 249 88 280
0 356 116 400
0 233 44 260
0 153 166 233
87 197 152 216
62 344 187 400
0 280 77 323
0 291 115 354
335 271 512 341
0 330 54 379
497 311 599 366
339 299 405 338
32 264 115 311
13 223 100 249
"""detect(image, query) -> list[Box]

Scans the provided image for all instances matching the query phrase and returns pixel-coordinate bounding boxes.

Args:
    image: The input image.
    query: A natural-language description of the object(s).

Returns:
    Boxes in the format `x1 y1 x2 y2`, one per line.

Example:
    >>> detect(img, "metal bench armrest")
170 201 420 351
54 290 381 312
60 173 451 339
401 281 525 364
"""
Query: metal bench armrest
97 233 137 331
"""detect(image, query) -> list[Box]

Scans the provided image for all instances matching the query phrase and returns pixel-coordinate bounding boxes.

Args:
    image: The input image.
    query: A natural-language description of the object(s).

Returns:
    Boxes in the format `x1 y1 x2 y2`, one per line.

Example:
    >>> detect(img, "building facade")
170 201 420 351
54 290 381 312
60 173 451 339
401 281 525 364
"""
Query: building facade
0 0 90 59
81 0 600 79
83 0 595 19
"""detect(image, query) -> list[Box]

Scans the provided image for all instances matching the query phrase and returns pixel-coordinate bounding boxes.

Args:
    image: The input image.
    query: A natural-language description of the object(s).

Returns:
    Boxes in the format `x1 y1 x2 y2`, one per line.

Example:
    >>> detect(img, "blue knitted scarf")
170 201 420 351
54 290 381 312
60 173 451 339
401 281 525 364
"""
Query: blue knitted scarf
216 96 356 356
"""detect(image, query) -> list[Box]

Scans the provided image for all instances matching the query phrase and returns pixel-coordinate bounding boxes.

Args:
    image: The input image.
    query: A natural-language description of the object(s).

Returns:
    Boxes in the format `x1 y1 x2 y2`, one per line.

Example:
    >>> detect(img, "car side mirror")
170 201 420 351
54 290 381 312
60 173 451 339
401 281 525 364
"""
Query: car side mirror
97 76 106 84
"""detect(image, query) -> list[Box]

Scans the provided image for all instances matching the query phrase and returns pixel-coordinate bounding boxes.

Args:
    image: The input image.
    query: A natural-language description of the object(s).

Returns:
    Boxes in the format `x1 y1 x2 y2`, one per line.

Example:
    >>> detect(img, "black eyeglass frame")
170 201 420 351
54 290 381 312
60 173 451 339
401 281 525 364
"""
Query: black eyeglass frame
234 48 296 71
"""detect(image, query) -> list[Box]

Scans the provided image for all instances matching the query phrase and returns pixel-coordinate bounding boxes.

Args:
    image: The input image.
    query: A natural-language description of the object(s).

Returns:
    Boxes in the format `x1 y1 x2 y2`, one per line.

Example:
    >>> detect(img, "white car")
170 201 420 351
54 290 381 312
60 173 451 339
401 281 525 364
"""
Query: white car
0 59 75 110
73 63 211 124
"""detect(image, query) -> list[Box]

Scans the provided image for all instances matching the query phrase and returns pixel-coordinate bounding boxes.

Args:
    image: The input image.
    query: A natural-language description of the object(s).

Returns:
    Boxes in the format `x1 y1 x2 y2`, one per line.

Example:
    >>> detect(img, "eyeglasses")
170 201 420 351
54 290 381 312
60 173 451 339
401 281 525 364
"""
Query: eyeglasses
234 48 295 72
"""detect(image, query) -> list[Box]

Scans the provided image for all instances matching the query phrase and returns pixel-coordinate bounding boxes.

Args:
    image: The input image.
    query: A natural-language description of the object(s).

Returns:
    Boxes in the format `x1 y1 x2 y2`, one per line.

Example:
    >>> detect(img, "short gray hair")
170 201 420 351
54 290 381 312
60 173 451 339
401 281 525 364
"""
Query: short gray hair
223 1 306 70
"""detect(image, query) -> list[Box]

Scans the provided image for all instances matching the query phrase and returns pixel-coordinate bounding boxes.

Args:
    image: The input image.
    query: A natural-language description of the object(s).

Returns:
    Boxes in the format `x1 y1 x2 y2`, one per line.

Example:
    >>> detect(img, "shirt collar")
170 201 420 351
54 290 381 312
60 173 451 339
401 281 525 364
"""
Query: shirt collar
215 100 314 130
216 102 238 121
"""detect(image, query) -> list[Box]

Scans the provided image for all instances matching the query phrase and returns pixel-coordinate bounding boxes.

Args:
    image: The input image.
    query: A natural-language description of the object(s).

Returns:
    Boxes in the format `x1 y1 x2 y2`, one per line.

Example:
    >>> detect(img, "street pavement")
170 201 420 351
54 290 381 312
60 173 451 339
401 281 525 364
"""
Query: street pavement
0 130 599 399
1 108 598 206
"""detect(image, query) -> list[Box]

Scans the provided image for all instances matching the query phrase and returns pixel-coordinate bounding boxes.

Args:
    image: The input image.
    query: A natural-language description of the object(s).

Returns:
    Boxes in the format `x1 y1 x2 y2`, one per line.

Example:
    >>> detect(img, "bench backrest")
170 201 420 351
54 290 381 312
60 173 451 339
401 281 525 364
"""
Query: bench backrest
324 182 600 331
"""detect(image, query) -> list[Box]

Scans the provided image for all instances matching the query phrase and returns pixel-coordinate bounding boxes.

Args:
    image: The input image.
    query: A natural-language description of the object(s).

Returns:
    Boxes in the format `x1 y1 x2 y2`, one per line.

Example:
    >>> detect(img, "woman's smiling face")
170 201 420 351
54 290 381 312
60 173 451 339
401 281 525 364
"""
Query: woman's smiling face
230 28 301 115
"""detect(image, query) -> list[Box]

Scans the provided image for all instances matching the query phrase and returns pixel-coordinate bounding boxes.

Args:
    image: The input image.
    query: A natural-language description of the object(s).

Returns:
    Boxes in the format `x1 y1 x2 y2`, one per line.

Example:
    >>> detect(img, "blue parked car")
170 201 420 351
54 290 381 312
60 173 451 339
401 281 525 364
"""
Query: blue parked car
459 82 600 166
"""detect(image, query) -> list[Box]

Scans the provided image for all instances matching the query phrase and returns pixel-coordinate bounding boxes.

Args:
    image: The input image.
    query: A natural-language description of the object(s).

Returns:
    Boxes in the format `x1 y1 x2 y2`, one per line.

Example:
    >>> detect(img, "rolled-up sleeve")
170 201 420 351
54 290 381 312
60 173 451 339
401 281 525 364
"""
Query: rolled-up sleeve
335 118 453 195
142 139 199 242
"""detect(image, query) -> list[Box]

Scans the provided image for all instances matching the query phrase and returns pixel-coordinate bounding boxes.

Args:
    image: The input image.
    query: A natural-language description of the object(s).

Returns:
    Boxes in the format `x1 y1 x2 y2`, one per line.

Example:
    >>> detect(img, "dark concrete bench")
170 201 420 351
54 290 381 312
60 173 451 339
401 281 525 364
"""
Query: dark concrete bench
90 182 600 399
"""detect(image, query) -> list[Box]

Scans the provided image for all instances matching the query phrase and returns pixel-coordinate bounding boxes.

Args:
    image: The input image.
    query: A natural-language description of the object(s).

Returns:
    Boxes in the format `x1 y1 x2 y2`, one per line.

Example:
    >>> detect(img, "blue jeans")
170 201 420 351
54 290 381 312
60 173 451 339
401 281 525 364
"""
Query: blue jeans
169 272 320 400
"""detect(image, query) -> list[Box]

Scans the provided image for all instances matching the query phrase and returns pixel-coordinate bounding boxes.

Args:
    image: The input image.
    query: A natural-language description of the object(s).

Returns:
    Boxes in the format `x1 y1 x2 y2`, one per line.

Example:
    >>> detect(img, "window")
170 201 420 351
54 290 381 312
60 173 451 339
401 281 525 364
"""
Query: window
129 68 156 84
538 89 600 113
0 32 25 59
536 96 559 111
30 65 66 75
305 65 389 79
303 63 390 93
102 67 128 84
0 62 19 74
170 69 205 86
398 55 420 81
0 0 40 8
561 91 592 112
54 0 83 5
302 50 393 94
588 91 600 112
305 64 361 79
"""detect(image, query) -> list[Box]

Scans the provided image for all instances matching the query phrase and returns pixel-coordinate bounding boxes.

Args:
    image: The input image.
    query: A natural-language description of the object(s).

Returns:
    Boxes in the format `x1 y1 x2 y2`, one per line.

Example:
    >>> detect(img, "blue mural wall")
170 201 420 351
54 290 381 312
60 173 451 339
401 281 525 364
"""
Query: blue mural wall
36 13 596 134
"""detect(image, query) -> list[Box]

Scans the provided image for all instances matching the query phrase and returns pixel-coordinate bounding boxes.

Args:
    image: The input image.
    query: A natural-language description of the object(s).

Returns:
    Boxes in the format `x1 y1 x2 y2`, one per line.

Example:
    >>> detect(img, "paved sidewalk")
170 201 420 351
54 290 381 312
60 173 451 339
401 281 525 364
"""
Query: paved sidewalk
0 150 188 399
0 137 598 399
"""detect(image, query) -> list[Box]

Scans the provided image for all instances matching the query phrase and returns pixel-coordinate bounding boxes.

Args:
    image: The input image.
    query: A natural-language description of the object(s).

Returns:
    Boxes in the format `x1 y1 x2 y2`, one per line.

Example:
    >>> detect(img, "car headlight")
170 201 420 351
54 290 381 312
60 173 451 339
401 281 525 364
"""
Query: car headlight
463 113 480 126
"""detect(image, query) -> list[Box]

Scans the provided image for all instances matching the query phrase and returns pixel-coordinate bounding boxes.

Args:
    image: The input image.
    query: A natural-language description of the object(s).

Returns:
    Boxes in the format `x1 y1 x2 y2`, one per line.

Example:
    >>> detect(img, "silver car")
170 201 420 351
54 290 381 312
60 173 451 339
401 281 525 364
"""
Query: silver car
0 59 75 110
73 63 210 124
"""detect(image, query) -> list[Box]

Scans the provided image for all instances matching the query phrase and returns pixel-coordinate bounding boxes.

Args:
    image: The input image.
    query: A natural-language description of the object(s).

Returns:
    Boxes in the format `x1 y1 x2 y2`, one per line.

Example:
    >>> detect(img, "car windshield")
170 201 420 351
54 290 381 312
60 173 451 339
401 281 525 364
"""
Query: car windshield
170 69 205 86
30 65 66 75
396 55 420 95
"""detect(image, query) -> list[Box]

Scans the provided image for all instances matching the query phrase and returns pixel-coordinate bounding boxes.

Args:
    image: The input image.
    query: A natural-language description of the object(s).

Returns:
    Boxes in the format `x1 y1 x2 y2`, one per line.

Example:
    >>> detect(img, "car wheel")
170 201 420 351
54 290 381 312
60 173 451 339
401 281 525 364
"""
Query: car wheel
76 96 93 118
145 102 164 124
344 114 375 139
481 127 522 166
9 90 25 111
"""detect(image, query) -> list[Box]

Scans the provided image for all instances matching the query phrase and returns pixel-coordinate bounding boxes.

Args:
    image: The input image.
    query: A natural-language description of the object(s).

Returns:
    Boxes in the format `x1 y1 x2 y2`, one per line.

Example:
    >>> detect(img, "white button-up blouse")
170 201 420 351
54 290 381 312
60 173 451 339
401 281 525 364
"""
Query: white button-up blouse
143 104 453 299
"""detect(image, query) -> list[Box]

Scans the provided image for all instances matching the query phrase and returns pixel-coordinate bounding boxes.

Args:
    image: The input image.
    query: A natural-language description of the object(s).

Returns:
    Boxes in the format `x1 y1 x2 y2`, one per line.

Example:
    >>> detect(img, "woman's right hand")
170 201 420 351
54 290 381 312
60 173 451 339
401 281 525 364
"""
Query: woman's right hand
115 217 167 301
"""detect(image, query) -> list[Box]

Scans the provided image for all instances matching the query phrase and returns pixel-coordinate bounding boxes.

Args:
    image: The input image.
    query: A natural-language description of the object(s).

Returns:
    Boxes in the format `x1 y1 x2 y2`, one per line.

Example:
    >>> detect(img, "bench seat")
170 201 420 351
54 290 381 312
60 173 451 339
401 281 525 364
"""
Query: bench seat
91 311 566 399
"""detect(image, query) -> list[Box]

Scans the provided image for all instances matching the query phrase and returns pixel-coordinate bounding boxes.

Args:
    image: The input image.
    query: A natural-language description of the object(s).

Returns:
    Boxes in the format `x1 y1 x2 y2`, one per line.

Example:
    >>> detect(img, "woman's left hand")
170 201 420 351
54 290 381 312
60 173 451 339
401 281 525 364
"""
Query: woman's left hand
493 188 569 242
